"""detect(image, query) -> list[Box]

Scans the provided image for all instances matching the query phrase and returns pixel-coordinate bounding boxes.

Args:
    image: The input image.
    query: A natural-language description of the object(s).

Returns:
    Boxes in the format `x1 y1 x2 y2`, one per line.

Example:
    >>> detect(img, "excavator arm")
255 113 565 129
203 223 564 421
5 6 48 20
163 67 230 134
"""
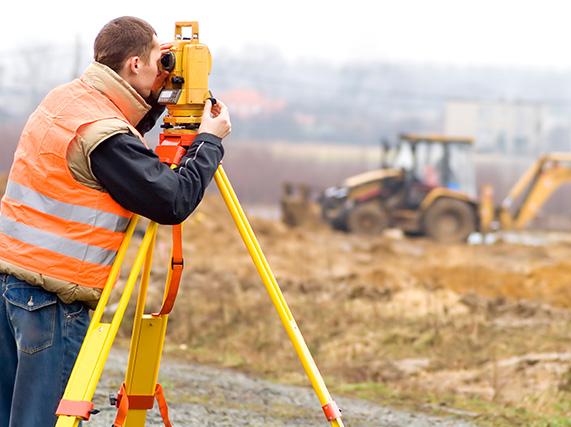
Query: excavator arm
499 153 571 230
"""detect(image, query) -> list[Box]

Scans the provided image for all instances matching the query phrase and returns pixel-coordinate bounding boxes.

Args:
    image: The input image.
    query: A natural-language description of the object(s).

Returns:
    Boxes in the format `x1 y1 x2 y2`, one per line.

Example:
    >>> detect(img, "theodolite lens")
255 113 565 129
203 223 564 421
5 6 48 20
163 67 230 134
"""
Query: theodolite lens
160 52 176 72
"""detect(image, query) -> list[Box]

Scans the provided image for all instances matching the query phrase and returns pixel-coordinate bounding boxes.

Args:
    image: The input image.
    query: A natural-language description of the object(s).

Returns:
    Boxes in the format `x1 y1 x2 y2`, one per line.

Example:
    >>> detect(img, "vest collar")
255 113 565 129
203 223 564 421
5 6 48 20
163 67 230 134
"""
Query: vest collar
81 62 151 127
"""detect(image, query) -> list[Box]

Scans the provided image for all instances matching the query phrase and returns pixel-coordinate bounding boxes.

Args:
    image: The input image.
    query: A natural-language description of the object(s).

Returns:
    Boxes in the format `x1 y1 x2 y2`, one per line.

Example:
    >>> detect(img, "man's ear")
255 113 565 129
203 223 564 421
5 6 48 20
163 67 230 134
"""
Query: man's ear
126 56 141 74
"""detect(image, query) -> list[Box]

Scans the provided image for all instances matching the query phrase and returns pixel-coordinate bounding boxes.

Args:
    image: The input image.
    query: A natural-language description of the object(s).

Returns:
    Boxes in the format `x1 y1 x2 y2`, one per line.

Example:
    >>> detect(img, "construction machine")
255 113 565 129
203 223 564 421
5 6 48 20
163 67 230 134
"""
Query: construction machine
317 133 478 242
282 133 571 243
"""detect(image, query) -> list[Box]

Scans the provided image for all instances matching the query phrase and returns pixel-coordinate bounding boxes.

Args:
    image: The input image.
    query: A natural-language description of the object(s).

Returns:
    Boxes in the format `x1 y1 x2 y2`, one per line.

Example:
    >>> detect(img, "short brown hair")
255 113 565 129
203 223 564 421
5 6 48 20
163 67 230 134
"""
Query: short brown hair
94 16 157 72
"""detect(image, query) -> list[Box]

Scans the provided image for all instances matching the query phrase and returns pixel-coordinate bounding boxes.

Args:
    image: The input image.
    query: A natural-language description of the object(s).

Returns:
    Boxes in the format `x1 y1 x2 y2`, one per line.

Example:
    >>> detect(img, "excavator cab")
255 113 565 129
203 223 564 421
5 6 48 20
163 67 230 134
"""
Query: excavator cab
393 134 477 208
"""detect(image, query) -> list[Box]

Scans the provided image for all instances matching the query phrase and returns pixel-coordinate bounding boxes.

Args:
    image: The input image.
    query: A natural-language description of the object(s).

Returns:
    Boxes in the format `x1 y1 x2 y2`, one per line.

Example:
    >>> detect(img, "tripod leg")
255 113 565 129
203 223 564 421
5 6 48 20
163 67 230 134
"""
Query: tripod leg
120 232 171 427
214 166 344 426
55 219 158 426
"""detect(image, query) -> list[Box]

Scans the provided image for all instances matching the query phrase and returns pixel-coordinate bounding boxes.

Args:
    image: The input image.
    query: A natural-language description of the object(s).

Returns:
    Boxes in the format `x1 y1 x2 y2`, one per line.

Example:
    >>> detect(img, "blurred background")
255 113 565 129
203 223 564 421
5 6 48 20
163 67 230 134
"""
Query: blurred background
3 0 571 227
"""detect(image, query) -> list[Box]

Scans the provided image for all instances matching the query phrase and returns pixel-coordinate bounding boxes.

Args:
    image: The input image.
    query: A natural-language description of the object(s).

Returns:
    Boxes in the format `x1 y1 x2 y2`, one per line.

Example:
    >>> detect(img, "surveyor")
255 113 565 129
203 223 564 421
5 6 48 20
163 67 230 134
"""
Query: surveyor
0 16 231 427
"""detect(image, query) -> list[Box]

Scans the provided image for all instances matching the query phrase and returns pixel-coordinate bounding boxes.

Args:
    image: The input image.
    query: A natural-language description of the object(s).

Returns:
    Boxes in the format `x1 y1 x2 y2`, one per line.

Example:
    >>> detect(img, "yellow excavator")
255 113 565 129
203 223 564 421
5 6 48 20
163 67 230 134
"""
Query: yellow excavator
282 134 571 242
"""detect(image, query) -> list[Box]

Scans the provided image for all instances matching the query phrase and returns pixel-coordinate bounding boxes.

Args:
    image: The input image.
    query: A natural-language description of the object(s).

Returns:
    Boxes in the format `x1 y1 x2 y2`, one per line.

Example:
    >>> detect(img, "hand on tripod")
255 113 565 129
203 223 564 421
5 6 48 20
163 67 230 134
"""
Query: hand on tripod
198 99 231 138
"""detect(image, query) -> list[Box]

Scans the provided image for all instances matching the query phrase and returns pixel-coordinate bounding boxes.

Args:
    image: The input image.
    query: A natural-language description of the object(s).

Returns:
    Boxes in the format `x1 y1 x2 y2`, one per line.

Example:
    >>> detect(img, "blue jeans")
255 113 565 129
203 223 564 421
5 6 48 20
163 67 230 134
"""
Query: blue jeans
0 273 90 427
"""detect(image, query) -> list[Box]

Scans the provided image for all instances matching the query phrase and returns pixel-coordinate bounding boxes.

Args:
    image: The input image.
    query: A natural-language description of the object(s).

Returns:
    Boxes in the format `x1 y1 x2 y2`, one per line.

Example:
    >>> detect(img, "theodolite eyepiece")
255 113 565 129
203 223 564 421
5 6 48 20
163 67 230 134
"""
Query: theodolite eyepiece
160 51 176 72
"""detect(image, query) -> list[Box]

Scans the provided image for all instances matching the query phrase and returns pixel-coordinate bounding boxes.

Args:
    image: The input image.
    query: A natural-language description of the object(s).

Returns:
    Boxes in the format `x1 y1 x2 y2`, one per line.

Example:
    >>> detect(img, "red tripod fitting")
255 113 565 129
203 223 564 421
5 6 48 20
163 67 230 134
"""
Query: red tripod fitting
156 133 198 166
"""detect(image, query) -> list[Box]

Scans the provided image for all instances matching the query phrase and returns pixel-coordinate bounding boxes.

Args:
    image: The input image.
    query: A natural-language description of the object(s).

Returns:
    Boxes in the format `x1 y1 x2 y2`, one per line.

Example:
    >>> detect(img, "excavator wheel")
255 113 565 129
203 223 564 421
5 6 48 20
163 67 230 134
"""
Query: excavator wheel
347 202 389 234
423 198 475 243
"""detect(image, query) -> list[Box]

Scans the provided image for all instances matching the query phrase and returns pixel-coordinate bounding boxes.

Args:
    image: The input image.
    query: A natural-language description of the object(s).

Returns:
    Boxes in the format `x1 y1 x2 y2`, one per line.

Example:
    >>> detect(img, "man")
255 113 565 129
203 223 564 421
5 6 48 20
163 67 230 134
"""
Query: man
0 16 231 427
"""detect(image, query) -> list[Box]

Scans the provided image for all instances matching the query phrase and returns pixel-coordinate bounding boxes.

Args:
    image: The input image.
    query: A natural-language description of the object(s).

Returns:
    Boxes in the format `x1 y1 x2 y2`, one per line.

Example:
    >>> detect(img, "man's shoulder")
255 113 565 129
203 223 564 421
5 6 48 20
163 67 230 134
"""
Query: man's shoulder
78 118 131 149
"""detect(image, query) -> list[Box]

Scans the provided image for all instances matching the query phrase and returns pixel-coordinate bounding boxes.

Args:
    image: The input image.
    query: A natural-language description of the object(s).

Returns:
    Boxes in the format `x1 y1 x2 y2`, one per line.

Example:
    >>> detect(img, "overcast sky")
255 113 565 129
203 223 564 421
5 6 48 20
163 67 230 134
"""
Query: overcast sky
1 0 570 69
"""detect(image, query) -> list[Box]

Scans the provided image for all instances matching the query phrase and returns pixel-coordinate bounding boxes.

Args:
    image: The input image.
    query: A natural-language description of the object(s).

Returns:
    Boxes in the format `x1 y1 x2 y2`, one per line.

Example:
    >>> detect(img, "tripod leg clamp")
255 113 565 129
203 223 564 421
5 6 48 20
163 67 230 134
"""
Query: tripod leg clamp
112 383 173 427
55 399 96 420
322 400 342 421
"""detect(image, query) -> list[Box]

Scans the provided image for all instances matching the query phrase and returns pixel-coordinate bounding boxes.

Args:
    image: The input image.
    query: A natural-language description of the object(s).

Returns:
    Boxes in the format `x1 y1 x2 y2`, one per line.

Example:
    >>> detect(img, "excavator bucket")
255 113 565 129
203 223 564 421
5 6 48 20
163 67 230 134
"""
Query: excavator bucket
280 182 322 227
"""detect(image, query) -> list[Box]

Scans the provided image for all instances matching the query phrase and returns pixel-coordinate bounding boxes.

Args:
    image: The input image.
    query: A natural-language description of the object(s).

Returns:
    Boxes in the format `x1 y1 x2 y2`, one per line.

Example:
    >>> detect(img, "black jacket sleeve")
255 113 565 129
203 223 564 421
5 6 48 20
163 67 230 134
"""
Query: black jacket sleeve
136 103 166 135
90 132 223 225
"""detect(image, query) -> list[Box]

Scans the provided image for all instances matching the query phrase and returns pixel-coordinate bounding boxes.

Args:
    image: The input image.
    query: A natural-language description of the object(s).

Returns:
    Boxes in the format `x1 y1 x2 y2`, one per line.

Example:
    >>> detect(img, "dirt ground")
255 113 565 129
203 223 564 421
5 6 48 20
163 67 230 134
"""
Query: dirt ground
1 173 570 424
88 348 477 426
109 195 571 426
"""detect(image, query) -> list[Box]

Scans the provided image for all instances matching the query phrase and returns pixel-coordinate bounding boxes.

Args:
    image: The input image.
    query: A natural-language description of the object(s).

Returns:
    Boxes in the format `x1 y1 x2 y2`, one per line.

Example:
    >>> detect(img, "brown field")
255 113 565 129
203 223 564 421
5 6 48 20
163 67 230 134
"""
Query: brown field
112 195 571 426
0 173 6 195
3 140 571 425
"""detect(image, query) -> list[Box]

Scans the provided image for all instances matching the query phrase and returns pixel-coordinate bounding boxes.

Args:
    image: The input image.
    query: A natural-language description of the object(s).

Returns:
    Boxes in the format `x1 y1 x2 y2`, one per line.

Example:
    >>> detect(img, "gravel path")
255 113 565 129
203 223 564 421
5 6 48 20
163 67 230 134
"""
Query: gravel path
85 349 477 426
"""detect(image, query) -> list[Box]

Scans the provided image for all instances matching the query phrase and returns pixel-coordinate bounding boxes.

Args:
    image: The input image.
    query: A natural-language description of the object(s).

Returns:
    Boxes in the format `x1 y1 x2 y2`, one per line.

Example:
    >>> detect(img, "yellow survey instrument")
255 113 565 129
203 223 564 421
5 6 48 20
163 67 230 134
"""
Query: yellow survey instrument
55 21 343 427
158 21 212 129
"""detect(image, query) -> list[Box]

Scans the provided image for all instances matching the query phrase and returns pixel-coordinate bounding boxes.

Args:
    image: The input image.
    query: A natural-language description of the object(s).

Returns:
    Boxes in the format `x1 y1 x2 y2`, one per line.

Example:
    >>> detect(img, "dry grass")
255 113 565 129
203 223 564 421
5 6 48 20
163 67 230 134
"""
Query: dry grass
111 196 571 424
0 173 7 197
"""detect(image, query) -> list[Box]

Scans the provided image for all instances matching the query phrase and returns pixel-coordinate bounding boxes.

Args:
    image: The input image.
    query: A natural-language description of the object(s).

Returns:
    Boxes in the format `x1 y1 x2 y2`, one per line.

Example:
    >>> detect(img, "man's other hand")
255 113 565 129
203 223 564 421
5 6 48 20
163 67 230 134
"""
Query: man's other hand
198 99 231 139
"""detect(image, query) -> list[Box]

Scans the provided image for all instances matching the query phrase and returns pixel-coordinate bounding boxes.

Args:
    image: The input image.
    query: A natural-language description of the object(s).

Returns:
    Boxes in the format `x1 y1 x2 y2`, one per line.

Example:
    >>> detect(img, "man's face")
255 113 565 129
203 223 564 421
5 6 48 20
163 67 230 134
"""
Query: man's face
129 35 161 99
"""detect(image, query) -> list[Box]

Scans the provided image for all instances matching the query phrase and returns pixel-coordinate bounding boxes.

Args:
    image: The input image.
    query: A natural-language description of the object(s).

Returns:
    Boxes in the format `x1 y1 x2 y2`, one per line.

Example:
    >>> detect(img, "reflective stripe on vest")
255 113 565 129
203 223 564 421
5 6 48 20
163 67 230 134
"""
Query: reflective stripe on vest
5 180 129 233
0 75 138 289
0 216 117 266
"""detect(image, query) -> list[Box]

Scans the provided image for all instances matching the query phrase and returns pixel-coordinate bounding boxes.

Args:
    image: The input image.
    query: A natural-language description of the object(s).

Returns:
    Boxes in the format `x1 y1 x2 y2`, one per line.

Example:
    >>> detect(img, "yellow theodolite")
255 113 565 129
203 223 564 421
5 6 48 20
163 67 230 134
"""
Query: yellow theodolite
55 21 344 427
159 21 212 129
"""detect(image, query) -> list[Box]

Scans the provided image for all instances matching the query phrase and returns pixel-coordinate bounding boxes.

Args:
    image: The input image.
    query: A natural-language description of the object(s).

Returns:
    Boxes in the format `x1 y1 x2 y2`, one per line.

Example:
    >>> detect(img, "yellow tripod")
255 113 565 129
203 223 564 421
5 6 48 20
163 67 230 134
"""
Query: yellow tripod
54 166 343 426
55 20 343 426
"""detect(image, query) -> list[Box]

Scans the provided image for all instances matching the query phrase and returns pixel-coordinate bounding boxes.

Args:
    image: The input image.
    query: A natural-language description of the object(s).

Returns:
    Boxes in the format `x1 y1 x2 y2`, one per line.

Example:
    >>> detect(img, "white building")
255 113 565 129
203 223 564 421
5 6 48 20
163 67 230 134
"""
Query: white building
444 100 545 155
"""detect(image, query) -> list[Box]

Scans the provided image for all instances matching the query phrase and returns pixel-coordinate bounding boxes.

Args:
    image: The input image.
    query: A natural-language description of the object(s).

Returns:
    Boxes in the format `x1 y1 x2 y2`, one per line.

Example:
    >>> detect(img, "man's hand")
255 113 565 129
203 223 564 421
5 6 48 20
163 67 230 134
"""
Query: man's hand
198 99 231 139
148 43 175 103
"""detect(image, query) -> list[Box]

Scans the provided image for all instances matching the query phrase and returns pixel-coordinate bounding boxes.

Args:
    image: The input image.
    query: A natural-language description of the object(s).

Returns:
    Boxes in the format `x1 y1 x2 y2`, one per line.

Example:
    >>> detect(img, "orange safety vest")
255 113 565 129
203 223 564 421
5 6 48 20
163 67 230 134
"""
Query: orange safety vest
0 78 144 289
